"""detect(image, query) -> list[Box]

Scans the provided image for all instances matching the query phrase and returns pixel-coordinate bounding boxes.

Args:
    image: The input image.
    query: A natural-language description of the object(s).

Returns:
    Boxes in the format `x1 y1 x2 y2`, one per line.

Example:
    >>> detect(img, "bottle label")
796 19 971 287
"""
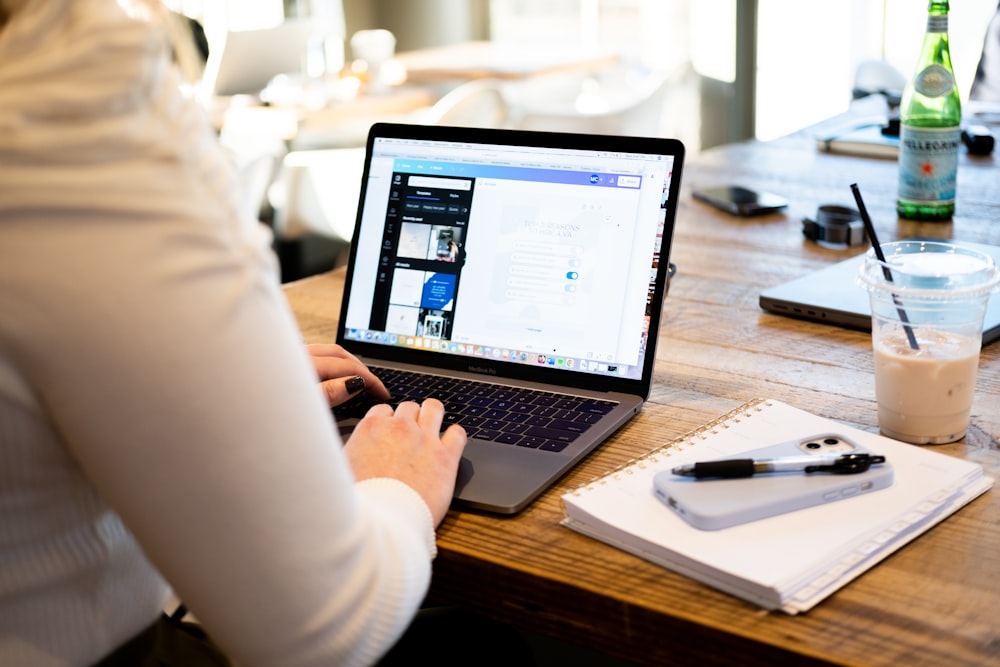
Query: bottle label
898 125 960 204
926 15 947 33
914 64 954 97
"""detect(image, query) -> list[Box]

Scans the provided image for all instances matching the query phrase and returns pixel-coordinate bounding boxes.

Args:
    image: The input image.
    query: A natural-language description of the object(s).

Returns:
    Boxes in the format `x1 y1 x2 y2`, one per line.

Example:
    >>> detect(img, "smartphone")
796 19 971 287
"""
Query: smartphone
652 434 893 531
692 185 788 216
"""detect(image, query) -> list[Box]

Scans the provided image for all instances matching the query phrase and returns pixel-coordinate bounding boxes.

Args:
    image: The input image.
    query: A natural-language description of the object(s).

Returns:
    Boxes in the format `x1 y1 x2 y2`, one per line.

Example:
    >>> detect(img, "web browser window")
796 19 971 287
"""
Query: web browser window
344 136 674 381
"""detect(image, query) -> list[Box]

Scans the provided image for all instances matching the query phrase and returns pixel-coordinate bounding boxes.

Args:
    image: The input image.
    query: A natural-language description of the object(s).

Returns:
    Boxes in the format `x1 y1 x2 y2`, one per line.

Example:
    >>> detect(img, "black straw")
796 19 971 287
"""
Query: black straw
850 183 919 351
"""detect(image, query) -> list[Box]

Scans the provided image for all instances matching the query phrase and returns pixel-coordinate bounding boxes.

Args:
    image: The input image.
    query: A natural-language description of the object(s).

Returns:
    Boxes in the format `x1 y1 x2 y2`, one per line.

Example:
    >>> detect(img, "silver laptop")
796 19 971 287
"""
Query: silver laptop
333 123 685 514
201 19 314 97
759 240 1000 345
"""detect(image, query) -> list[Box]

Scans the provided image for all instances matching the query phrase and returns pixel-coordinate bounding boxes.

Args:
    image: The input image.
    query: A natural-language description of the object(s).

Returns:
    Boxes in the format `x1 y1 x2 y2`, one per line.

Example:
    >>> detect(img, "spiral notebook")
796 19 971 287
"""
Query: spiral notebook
561 398 991 614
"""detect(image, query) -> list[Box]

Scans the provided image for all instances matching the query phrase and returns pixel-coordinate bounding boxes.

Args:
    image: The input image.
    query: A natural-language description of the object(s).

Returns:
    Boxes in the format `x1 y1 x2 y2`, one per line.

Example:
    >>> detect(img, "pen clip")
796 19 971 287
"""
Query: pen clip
804 453 886 474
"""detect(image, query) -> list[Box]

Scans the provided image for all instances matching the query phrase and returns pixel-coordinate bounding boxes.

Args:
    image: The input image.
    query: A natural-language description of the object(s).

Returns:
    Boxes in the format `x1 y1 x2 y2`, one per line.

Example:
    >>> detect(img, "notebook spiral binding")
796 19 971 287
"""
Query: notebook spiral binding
570 397 772 494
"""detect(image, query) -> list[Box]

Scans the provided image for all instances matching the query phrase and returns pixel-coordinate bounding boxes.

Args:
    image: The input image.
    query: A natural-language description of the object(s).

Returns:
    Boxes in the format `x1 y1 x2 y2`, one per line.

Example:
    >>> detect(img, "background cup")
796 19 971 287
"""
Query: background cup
350 29 397 93
859 241 999 444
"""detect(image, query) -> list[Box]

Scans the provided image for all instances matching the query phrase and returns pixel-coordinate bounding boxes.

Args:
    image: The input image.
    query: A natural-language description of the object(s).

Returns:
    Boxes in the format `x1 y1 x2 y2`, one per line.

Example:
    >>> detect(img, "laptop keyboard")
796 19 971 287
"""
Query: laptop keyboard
332 366 618 453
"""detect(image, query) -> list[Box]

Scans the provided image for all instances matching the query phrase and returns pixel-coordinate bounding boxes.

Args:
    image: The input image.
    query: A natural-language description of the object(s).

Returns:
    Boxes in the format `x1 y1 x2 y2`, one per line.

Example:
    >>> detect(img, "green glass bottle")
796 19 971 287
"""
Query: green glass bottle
896 0 962 222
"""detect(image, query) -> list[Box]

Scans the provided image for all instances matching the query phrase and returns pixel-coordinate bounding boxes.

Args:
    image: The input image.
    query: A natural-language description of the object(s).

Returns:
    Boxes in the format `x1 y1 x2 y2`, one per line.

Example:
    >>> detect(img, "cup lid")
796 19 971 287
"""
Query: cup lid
858 241 1000 299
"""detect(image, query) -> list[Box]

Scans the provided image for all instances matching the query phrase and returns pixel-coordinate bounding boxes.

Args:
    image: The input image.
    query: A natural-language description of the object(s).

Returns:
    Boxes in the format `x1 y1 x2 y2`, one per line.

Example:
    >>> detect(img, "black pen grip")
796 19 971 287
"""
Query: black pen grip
692 459 755 478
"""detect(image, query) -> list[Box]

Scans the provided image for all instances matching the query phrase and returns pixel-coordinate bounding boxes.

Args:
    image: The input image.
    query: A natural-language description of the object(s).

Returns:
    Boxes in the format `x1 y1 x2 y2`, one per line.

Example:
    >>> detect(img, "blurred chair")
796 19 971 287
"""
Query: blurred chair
271 146 366 244
852 59 906 109
416 78 510 128
234 149 285 223
266 146 365 280
218 123 287 225
505 66 670 136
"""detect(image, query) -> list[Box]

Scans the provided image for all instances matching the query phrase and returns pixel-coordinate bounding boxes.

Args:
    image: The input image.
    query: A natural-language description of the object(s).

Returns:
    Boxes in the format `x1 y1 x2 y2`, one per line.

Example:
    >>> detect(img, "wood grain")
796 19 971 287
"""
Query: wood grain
282 127 1000 666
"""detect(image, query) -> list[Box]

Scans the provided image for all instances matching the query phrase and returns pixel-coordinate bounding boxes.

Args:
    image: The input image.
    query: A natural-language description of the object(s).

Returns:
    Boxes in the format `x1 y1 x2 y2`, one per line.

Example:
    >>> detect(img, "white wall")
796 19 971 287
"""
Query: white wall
755 0 998 140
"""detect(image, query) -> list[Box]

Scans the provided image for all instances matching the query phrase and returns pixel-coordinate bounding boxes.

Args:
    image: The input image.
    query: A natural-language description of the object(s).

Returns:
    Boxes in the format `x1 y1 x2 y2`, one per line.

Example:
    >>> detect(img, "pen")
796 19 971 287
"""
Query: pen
671 453 886 479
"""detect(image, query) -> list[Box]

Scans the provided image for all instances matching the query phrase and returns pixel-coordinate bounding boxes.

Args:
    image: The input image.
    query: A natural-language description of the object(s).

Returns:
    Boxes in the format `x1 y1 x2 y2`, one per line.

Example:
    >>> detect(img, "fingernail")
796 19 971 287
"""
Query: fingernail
345 375 366 394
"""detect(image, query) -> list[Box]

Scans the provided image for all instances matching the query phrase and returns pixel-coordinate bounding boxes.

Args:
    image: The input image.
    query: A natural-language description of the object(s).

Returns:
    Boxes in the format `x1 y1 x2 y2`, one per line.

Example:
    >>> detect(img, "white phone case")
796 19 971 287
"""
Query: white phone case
652 433 894 530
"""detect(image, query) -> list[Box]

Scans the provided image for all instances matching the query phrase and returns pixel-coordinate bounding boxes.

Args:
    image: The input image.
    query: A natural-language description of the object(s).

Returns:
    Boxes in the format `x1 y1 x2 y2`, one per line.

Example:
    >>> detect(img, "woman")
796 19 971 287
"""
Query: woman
0 1 468 665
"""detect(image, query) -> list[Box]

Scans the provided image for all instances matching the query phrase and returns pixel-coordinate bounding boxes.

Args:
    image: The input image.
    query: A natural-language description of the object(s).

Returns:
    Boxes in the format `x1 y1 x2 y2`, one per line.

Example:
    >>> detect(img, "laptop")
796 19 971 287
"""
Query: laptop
759 241 1000 345
201 19 314 97
333 123 685 514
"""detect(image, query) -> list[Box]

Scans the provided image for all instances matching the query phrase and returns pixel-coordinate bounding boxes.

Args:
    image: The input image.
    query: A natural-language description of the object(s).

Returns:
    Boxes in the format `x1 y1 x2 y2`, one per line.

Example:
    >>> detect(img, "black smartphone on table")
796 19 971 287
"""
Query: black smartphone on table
692 185 788 216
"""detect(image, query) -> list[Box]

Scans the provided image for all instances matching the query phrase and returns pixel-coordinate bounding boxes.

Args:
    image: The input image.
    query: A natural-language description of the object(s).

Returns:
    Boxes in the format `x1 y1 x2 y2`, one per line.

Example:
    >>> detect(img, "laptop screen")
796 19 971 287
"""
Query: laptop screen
338 124 683 392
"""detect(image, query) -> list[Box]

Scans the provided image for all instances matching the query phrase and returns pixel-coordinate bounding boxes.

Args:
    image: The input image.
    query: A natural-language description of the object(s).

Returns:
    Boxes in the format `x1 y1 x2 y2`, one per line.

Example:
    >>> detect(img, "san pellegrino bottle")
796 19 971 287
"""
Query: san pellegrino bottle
897 0 962 222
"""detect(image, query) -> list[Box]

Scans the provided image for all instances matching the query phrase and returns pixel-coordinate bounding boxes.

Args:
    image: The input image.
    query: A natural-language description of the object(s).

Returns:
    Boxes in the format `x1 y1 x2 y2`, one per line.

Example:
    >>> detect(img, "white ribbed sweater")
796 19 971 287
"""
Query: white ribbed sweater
0 2 435 666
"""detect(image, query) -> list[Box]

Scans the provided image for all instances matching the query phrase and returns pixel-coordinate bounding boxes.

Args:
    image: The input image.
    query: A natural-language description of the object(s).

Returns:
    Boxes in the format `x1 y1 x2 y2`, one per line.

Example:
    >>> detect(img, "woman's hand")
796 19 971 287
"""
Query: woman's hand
344 399 467 525
307 343 391 407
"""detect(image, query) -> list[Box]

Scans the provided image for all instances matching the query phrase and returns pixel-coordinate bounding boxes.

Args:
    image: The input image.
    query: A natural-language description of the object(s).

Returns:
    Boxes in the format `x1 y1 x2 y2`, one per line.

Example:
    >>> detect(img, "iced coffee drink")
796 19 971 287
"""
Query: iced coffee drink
873 327 980 444
860 240 999 445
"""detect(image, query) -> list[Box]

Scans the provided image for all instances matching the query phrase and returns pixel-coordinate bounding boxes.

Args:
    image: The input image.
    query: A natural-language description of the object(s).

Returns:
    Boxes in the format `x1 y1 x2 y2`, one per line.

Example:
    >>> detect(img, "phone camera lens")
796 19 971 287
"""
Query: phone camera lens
823 438 840 446
805 442 821 449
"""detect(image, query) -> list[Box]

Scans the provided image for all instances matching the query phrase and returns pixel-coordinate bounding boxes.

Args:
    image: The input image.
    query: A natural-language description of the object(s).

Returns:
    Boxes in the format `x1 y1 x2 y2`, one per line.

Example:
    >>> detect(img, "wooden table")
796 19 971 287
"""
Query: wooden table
282 126 1000 666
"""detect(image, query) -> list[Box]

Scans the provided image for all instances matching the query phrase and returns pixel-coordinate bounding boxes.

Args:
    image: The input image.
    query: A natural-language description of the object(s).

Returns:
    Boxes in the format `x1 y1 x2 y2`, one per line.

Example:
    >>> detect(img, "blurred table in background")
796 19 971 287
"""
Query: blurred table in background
216 84 435 146
396 40 619 83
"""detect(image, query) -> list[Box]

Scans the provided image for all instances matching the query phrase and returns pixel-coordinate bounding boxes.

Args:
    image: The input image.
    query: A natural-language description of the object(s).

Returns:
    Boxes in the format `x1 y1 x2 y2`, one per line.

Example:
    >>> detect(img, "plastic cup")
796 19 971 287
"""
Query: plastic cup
858 241 999 444
350 29 396 92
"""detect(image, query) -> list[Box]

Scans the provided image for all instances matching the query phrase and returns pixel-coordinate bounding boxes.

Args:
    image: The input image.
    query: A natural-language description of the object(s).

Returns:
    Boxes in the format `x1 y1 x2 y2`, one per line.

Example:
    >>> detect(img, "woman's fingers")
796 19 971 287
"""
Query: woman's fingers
308 343 390 405
320 375 367 407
